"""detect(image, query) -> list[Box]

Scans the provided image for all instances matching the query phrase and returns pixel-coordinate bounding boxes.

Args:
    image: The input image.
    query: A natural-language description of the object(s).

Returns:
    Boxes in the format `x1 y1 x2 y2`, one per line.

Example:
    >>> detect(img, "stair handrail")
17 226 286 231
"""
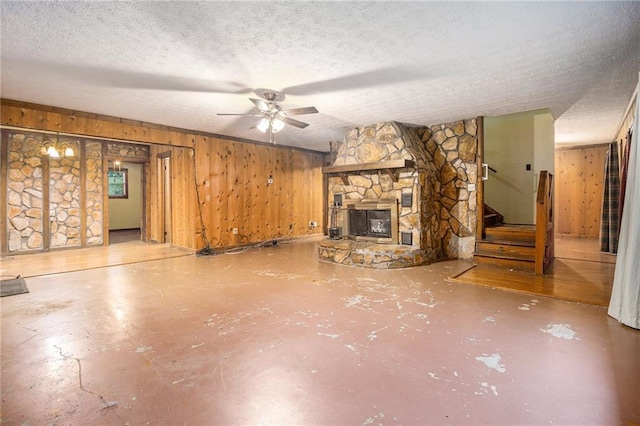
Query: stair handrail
535 171 554 274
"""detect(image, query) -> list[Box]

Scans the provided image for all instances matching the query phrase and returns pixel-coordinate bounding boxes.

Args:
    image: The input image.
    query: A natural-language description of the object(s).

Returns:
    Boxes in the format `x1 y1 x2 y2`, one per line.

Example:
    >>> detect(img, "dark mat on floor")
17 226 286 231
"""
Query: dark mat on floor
1 277 29 297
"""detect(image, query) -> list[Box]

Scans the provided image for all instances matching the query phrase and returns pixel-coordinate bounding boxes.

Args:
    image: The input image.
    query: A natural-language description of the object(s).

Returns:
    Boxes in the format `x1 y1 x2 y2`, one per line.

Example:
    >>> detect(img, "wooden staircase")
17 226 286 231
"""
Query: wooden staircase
474 171 554 275
474 224 536 272
483 204 504 228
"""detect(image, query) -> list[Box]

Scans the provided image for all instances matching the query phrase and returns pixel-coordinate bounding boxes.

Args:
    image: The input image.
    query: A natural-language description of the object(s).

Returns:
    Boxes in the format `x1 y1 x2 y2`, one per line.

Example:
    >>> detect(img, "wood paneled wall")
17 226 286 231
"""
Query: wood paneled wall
555 144 608 237
2 99 327 251
615 96 636 143
146 145 197 249
194 136 325 248
1 99 194 147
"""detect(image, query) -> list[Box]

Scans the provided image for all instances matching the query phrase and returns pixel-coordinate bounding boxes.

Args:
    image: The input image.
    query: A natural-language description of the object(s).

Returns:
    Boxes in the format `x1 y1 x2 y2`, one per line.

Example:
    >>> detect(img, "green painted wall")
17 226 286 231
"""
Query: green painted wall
108 162 142 230
484 109 554 224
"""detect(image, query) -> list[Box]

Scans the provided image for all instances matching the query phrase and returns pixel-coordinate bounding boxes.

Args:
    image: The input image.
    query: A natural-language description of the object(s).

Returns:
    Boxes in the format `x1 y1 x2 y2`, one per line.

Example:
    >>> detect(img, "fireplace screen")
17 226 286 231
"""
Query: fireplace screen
343 198 399 244
348 209 392 239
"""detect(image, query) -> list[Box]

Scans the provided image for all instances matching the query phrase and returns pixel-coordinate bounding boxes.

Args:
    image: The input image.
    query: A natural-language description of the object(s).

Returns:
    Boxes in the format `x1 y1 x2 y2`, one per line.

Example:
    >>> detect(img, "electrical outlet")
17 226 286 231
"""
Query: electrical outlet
309 221 318 228
232 228 238 235
468 183 476 192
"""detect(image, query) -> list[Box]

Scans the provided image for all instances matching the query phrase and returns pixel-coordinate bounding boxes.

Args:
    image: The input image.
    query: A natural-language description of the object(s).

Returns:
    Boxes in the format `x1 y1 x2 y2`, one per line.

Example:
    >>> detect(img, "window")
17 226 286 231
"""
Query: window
108 169 128 199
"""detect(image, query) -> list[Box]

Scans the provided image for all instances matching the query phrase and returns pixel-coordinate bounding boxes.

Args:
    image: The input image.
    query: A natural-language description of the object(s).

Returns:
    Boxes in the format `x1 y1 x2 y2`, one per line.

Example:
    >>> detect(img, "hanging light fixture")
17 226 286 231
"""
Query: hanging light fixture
47 145 61 158
41 133 75 158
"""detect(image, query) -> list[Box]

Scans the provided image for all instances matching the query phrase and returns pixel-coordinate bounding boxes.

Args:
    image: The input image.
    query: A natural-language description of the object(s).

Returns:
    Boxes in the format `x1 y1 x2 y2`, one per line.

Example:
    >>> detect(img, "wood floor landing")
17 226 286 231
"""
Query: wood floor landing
0 241 194 279
452 236 616 306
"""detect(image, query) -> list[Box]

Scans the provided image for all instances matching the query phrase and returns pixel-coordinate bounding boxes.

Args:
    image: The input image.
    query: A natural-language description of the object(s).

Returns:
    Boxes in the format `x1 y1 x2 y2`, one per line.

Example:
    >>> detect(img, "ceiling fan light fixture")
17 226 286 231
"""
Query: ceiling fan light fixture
257 118 270 133
271 118 285 133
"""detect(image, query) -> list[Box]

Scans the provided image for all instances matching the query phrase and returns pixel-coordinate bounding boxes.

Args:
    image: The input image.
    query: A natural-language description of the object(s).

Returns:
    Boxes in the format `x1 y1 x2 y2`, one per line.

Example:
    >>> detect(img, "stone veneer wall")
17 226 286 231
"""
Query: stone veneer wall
107 142 150 159
325 119 479 266
48 137 82 248
85 141 104 245
6 134 45 251
417 119 478 259
3 132 152 252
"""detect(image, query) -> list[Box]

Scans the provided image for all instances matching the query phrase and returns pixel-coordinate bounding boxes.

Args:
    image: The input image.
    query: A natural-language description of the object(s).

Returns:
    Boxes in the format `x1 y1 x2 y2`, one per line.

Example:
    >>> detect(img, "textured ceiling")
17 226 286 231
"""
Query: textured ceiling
1 1 639 152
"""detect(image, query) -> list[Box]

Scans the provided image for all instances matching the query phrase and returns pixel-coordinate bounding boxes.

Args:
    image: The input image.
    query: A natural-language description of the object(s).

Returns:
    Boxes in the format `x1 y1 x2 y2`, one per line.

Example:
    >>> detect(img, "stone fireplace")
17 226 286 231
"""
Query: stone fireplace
319 120 479 268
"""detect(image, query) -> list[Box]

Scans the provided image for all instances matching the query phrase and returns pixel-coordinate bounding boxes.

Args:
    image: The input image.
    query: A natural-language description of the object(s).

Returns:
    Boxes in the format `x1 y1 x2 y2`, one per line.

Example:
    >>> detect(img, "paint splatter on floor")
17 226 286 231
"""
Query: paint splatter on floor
344 294 367 308
254 269 304 281
475 381 499 396
541 323 579 340
317 332 340 339
361 412 398 425
475 353 506 373
367 326 389 341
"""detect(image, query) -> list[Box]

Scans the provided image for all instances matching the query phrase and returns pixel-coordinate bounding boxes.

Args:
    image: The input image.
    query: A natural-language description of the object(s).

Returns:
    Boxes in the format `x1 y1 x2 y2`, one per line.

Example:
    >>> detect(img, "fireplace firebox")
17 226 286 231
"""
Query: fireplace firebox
345 198 399 244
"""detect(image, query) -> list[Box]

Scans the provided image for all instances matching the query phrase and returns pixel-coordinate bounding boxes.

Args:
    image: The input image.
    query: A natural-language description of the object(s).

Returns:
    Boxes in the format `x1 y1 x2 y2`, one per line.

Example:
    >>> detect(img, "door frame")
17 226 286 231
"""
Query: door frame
104 157 149 244
157 151 172 244
476 116 485 241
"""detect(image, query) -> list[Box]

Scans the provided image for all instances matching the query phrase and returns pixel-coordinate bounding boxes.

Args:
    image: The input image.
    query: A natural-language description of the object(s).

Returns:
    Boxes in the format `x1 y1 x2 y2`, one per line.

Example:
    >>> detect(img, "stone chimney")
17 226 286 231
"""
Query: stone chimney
321 120 479 268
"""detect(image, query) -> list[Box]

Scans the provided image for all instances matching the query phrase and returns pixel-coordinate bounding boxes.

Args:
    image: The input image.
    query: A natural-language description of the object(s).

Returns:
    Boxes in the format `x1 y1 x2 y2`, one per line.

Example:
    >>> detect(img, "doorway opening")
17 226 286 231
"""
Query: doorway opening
107 161 145 245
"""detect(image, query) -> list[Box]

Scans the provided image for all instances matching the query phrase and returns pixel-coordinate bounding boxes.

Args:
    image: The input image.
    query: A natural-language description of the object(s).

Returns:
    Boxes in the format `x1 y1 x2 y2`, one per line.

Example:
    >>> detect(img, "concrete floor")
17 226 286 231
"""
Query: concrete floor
1 239 639 425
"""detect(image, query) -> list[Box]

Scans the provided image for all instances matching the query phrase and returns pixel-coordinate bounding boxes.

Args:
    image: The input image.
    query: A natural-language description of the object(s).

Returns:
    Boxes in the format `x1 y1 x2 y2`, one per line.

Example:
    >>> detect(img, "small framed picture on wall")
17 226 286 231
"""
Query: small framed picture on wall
108 169 128 199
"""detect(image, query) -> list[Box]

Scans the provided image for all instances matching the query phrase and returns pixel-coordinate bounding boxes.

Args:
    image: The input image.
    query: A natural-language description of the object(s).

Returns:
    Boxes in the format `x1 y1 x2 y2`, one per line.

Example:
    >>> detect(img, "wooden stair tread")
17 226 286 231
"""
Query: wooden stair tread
484 224 536 244
485 228 535 235
477 239 535 248
473 253 536 272
473 252 535 262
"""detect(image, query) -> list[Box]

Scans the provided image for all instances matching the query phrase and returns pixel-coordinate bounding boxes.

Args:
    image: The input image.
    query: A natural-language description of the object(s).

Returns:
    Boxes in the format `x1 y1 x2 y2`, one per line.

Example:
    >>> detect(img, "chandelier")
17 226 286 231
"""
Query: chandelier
41 132 75 158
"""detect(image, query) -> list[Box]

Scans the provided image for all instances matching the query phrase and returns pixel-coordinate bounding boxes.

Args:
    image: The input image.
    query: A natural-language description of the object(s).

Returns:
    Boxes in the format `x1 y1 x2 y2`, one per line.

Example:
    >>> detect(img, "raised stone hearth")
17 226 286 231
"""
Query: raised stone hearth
321 119 479 268
318 238 424 269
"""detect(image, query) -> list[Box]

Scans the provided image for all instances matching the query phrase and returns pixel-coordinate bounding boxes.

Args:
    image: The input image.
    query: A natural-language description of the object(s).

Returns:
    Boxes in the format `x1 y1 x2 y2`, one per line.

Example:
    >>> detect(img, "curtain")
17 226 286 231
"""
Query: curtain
619 129 632 221
608 78 639 329
599 141 620 253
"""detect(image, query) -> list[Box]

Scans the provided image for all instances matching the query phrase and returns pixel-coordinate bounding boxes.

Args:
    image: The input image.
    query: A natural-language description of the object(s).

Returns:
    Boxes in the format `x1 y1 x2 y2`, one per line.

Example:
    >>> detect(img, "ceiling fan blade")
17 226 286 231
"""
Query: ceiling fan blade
279 116 310 129
282 106 318 116
217 113 262 116
282 66 426 96
250 98 272 112
14 60 255 94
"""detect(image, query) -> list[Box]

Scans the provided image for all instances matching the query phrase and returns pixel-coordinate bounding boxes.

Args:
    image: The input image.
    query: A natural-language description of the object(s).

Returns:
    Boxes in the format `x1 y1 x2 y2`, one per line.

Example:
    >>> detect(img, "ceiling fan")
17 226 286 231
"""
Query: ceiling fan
217 88 318 144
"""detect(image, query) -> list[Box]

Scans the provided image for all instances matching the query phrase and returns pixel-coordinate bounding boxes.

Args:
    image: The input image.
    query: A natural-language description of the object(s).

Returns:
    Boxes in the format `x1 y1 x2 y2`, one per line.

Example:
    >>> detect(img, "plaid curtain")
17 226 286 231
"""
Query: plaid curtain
600 141 620 253
619 129 632 223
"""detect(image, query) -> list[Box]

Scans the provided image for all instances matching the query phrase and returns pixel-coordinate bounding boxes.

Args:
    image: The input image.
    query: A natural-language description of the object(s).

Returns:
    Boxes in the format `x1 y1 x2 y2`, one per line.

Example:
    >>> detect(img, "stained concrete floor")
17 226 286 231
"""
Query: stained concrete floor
1 239 639 425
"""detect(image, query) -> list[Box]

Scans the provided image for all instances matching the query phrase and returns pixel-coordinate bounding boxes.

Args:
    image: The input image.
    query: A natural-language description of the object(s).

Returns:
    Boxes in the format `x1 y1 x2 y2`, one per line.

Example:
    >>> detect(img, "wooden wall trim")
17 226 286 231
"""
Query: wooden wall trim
1 98 328 154
555 142 611 151
614 81 638 141
476 116 485 240
142 162 150 242
102 142 109 246
0 132 8 254
42 156 51 251
80 140 87 246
